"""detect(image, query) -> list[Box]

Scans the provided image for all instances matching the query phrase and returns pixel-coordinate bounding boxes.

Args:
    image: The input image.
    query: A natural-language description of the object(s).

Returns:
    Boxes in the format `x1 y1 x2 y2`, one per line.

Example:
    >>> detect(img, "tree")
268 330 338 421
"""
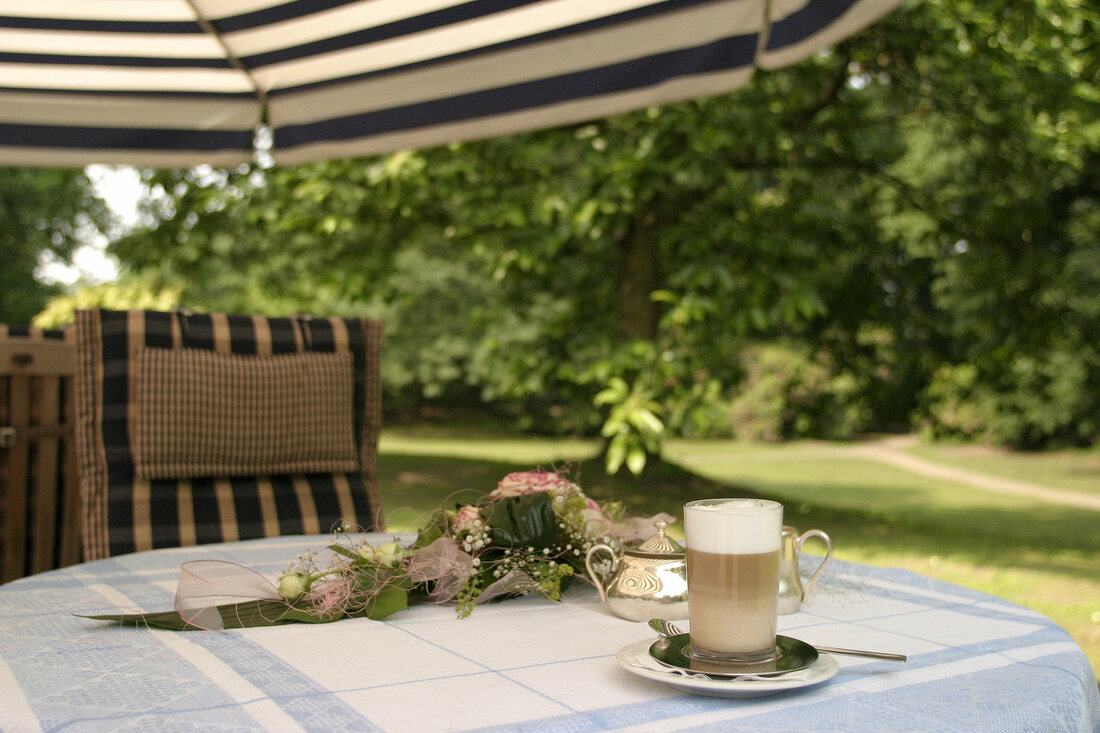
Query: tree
0 168 110 325
94 0 1099 463
869 0 1100 446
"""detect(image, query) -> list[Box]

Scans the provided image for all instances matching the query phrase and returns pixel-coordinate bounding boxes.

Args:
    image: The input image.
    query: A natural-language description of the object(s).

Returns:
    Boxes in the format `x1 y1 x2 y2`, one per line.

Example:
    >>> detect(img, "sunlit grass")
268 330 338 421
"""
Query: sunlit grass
375 429 1100 679
379 432 598 464
904 442 1100 496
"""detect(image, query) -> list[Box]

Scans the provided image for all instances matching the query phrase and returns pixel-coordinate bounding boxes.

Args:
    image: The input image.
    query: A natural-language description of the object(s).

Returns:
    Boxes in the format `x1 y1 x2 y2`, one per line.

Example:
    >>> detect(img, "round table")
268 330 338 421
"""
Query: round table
1 534 1096 732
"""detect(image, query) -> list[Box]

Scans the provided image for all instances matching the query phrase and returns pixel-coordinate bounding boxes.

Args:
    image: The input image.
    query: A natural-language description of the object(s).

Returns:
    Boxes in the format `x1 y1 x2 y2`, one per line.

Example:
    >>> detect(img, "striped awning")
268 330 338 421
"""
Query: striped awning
0 0 905 168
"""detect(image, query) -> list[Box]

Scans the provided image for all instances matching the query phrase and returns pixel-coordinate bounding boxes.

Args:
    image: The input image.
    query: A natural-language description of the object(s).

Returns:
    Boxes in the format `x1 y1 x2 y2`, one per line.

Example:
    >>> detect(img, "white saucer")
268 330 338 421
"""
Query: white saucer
616 639 839 698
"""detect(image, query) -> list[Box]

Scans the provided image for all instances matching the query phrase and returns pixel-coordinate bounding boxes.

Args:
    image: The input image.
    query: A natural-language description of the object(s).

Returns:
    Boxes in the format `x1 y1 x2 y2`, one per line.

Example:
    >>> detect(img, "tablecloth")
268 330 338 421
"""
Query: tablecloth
1 534 1097 732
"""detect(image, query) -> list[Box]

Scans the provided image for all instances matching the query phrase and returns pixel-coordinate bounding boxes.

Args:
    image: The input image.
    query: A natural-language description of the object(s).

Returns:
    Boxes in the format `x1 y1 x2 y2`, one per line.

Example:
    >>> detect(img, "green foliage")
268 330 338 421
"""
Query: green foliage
0 168 110 325
887 0 1100 447
918 364 988 440
484 493 559 549
595 375 665 474
918 346 1099 448
73 0 1100 457
727 342 868 442
32 276 182 329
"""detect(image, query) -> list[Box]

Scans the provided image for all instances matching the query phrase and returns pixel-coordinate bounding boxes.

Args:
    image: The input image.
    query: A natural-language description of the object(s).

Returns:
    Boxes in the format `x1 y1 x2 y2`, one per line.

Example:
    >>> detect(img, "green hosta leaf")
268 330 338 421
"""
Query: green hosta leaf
485 493 558 549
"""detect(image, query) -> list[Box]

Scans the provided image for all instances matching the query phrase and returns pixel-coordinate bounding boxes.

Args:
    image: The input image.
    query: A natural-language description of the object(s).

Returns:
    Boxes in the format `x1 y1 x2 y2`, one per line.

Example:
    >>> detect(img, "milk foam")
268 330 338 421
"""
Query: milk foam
684 498 782 554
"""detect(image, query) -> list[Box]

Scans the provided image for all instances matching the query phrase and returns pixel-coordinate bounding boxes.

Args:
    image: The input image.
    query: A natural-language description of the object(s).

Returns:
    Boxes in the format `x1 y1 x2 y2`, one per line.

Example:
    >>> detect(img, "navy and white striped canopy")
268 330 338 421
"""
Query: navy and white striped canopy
0 0 904 168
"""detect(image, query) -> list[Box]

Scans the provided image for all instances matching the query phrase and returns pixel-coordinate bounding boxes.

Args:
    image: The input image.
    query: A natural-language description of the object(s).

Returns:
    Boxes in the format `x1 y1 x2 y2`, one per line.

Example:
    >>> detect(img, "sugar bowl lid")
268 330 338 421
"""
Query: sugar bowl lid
626 519 685 558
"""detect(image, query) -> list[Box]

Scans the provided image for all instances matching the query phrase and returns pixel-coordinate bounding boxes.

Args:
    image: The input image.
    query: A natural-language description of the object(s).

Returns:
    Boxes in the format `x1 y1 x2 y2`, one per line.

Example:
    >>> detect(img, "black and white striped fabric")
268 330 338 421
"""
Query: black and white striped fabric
0 0 905 168
74 309 384 561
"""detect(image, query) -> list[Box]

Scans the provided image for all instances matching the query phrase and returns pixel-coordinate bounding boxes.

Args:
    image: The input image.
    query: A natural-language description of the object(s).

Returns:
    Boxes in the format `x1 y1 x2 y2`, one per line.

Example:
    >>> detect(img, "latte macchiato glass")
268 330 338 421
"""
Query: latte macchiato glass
684 498 783 663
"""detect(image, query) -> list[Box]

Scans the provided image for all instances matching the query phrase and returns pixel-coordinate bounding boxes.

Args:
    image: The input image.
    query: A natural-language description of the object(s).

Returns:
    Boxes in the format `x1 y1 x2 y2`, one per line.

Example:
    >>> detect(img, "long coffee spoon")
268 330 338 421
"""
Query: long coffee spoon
647 618 907 663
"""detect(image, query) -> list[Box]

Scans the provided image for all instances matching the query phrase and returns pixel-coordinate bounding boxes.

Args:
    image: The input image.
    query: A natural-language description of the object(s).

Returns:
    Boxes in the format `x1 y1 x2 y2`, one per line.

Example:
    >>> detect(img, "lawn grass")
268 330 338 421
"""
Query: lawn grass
903 442 1100 497
375 429 1100 679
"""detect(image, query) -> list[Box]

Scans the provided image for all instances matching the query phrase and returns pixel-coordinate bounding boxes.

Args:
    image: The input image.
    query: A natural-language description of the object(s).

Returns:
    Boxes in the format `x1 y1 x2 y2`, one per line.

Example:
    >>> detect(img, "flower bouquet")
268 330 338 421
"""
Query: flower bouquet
83 470 670 630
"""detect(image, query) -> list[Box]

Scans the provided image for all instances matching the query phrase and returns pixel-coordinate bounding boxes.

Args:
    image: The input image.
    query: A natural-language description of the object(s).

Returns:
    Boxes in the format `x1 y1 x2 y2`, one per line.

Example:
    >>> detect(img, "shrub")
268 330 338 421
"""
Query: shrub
727 341 869 442
916 346 1099 448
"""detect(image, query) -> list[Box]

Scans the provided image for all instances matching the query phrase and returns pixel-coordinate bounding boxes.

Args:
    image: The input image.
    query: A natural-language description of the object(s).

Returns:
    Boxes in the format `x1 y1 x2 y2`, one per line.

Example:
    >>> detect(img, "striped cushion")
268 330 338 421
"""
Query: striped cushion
132 348 358 480
74 309 384 561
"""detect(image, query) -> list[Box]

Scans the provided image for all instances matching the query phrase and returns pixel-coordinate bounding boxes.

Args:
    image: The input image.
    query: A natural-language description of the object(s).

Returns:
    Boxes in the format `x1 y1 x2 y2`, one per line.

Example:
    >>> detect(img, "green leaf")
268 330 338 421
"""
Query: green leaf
625 445 648 475
593 376 629 405
484 493 558 548
628 407 664 436
78 599 298 630
605 436 627 474
215 600 298 628
413 520 446 549
329 544 361 561
600 415 625 437
650 289 677 303
364 584 410 620
750 306 769 331
77 609 192 630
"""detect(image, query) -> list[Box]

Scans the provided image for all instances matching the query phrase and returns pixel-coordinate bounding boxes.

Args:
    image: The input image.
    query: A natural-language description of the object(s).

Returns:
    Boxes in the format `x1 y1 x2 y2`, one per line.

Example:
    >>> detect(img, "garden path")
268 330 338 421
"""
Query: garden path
847 436 1100 512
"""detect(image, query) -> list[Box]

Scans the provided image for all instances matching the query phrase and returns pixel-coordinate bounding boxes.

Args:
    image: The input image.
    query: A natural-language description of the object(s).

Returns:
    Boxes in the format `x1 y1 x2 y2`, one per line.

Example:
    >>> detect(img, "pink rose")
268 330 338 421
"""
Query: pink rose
489 471 576 499
452 505 482 532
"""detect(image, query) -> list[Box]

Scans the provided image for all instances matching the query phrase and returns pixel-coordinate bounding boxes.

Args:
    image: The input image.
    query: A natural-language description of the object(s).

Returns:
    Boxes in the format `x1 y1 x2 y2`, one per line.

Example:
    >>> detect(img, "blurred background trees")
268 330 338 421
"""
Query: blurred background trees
0 168 110 325
11 0 1098 468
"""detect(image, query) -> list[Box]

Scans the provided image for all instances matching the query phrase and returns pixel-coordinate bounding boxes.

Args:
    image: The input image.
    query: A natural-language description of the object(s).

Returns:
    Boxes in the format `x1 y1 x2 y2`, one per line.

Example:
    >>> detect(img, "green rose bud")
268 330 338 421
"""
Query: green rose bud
278 572 309 602
357 541 406 567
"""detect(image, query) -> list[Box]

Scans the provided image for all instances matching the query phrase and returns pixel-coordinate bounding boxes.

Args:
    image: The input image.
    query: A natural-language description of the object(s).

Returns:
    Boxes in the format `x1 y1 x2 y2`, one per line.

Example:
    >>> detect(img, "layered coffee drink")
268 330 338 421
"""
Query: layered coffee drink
684 498 783 663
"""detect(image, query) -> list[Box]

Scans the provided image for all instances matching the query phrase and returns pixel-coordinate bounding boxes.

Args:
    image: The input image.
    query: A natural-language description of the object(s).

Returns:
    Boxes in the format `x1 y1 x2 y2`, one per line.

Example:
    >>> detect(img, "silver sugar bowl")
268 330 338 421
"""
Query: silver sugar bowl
584 519 688 621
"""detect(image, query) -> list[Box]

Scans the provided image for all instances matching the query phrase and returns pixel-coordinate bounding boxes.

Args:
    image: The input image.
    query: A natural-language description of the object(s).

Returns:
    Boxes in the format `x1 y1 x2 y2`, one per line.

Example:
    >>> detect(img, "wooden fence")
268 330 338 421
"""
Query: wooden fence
0 327 81 583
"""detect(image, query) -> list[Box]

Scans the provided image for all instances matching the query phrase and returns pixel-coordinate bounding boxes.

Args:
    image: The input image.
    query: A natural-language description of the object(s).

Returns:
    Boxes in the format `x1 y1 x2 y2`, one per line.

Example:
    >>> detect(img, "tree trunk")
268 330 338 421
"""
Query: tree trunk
617 208 660 340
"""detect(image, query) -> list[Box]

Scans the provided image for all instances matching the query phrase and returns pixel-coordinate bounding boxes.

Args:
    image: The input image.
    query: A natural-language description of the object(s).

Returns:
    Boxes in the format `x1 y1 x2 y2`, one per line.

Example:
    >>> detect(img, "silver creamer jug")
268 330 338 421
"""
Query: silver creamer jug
585 520 688 621
778 525 833 614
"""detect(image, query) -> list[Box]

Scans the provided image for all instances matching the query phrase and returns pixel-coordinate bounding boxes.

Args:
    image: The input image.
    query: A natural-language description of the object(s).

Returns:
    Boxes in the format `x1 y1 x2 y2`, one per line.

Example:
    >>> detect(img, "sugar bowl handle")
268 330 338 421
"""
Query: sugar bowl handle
584 544 618 602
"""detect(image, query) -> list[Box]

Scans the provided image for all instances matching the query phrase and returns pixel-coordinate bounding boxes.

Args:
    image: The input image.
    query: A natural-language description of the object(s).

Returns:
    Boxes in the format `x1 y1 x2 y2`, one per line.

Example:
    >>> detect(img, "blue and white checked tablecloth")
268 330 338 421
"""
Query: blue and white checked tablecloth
1 534 1097 732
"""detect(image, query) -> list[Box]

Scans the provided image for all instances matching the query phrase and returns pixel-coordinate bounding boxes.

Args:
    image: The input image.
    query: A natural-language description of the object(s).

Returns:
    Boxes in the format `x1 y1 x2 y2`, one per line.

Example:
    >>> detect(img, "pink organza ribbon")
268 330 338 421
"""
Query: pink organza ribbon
174 560 281 630
613 513 677 543
405 537 476 602
403 537 546 604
